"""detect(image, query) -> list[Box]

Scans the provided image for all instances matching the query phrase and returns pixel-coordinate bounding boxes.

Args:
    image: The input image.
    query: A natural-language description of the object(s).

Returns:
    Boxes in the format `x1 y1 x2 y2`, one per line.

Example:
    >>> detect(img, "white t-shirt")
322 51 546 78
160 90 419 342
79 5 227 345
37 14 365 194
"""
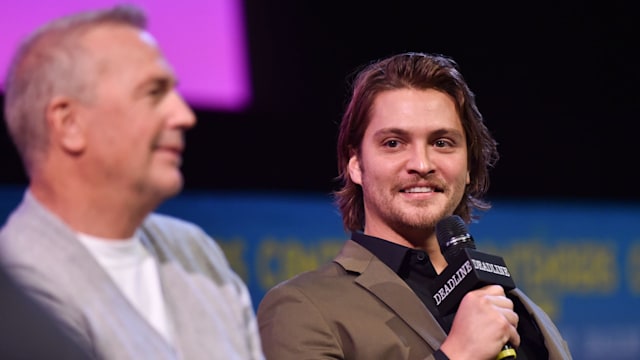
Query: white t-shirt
76 233 174 346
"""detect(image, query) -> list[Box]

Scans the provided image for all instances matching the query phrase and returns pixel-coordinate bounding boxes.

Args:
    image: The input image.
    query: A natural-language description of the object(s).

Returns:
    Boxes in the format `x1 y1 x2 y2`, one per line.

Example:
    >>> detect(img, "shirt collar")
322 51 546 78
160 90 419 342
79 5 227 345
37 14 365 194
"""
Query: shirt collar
351 231 413 273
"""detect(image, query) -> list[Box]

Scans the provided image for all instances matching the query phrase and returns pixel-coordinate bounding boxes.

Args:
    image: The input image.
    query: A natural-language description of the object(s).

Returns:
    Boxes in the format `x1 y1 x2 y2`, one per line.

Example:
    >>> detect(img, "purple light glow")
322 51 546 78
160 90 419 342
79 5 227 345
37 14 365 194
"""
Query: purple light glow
0 0 251 112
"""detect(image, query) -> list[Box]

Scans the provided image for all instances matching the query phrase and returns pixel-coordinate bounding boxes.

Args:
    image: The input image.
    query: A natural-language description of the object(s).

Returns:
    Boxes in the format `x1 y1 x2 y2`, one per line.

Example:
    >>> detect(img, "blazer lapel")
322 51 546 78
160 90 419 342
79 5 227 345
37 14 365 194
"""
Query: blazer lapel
335 240 447 350
509 288 572 359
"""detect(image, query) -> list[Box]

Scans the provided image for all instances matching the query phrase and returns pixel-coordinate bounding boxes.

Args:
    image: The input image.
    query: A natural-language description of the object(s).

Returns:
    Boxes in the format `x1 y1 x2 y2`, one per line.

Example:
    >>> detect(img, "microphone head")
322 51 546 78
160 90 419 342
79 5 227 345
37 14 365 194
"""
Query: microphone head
435 215 476 261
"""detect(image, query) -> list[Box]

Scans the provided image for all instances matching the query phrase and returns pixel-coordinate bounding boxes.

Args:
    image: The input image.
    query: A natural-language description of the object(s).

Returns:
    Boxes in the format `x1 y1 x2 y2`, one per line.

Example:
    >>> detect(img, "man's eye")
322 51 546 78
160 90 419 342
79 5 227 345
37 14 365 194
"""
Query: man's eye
149 86 165 97
384 140 399 148
147 79 171 99
434 139 451 148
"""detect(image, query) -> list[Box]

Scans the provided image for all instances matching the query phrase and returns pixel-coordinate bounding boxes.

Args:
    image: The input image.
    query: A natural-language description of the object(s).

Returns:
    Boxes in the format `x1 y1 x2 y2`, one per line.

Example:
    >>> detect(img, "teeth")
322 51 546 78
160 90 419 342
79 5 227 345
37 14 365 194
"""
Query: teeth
405 187 433 193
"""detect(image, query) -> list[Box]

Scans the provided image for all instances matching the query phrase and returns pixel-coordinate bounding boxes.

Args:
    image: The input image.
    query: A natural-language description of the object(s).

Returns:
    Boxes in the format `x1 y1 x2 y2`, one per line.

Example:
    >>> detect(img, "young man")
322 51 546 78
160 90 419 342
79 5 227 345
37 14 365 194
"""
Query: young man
257 53 572 359
0 5 263 359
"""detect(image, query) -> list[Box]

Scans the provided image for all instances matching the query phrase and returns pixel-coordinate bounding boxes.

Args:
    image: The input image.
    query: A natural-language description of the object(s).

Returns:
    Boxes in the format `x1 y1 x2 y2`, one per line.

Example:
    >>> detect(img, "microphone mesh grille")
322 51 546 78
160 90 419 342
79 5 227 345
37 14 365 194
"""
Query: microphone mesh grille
435 215 476 261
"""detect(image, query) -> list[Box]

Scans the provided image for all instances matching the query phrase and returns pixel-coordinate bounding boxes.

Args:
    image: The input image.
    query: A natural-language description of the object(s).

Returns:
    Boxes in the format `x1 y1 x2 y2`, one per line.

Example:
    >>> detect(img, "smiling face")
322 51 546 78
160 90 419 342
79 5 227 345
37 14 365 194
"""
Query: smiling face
75 24 196 206
348 88 469 245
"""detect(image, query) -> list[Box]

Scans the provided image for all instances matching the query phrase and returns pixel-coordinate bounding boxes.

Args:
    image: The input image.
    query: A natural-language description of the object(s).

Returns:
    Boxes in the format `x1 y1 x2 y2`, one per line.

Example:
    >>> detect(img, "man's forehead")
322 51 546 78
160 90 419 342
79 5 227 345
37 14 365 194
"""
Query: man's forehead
83 25 167 65
82 23 149 45
78 25 176 88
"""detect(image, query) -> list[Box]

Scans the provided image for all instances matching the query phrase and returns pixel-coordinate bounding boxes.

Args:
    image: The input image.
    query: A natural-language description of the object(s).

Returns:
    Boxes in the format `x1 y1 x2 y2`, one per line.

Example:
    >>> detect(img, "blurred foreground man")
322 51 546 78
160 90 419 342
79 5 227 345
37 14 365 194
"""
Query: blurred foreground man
0 5 264 360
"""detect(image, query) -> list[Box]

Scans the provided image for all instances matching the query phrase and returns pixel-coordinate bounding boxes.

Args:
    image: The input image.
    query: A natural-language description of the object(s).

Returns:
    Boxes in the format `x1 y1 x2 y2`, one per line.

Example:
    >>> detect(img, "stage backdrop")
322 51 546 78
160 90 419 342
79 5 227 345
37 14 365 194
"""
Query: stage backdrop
1 186 638 360
0 0 251 111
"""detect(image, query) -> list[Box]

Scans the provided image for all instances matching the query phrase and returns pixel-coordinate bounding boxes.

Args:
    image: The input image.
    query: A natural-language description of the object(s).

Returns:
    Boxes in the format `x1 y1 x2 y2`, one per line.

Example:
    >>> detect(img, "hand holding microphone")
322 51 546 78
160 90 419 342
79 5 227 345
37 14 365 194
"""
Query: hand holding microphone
446 284 520 359
431 215 519 360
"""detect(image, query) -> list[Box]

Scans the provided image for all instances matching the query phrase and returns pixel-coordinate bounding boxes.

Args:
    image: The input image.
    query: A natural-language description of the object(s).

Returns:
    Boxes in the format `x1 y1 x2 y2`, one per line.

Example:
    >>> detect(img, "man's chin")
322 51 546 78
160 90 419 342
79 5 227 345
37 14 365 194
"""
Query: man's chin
151 173 184 200
398 209 446 229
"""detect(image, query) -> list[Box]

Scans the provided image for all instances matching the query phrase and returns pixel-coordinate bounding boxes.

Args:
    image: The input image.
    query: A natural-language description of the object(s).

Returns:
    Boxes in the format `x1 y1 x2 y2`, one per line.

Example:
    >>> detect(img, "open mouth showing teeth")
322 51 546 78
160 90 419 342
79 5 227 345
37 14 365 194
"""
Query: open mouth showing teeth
401 187 442 193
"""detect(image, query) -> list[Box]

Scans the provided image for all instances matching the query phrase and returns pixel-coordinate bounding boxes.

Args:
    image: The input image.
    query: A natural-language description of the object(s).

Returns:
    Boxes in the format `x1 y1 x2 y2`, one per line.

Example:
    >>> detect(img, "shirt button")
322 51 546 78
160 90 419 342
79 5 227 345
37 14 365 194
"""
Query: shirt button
416 252 426 261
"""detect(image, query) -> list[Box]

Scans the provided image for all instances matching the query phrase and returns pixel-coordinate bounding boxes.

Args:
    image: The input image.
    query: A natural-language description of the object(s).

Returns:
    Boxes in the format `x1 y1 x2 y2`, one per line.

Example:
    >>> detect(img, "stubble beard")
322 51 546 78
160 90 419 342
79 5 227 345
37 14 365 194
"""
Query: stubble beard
388 201 442 231
366 187 441 234
377 183 465 235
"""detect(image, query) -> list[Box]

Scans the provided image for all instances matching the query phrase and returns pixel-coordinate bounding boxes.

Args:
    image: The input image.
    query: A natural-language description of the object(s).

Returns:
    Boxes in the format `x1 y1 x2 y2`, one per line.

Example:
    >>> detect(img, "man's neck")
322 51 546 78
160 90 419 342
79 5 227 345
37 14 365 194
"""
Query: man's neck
29 182 150 239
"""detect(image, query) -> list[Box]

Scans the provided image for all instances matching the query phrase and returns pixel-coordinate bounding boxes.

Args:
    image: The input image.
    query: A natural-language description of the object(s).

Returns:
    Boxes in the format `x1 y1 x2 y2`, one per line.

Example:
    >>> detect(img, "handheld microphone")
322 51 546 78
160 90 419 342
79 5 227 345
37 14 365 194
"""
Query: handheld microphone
430 215 517 360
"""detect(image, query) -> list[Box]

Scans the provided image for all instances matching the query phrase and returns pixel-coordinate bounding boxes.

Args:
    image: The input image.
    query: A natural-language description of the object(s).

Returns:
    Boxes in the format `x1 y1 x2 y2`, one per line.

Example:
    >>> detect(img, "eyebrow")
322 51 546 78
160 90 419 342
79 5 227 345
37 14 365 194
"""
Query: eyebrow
149 76 175 88
372 127 465 141
372 127 409 140
430 128 465 142
134 74 175 95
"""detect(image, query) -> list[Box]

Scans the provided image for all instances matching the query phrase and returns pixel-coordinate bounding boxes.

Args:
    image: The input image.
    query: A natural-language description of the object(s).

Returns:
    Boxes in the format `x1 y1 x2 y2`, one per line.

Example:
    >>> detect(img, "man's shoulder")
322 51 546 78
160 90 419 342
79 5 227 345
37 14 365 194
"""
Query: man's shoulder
267 260 353 296
140 213 231 272
140 212 215 252
0 195 74 267
1 192 49 236
141 212 207 240
258 259 365 321
144 212 199 229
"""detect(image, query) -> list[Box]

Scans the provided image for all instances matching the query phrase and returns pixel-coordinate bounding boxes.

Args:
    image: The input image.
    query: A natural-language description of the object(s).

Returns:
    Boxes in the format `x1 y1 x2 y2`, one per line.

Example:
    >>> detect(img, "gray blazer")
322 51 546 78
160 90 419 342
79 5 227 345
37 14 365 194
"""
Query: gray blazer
258 239 572 360
0 192 264 360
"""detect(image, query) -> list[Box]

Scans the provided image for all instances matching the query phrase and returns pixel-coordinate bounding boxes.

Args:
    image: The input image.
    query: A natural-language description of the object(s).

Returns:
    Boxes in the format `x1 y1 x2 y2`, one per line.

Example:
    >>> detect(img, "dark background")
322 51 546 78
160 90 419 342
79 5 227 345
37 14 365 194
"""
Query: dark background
1 2 638 202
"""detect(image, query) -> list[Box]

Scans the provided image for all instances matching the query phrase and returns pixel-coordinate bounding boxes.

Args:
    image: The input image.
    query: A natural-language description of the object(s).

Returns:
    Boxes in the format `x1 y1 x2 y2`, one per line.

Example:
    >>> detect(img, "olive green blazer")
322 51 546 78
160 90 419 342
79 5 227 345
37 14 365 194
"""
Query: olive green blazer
258 239 572 360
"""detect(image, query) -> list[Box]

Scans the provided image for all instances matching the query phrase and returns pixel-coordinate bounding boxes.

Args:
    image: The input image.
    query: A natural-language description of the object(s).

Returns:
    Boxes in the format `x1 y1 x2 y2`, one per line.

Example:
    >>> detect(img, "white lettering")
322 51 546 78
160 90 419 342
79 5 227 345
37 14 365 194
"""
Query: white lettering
471 259 511 277
433 260 472 305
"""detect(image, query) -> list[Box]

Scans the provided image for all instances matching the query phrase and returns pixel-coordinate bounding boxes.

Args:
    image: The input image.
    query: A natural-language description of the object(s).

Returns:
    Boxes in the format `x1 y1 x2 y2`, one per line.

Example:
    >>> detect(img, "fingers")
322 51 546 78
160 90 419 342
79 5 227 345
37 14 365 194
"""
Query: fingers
480 284 507 296
487 286 520 348
476 285 520 347
442 285 521 358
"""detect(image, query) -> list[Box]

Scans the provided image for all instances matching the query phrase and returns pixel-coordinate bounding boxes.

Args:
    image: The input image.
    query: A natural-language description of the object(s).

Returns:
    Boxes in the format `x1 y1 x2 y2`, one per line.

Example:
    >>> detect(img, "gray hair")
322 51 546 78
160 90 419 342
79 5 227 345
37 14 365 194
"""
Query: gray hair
3 4 147 176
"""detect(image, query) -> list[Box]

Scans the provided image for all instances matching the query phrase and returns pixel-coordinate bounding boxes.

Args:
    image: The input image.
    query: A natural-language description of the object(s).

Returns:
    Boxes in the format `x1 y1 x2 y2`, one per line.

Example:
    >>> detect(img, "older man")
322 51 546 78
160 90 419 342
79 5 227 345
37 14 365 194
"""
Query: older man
0 5 263 360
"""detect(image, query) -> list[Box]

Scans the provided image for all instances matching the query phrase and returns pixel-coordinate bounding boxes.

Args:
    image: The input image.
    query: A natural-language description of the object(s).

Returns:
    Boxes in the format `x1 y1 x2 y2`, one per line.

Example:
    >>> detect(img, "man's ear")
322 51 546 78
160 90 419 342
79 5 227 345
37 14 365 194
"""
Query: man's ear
348 152 363 185
46 96 86 154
